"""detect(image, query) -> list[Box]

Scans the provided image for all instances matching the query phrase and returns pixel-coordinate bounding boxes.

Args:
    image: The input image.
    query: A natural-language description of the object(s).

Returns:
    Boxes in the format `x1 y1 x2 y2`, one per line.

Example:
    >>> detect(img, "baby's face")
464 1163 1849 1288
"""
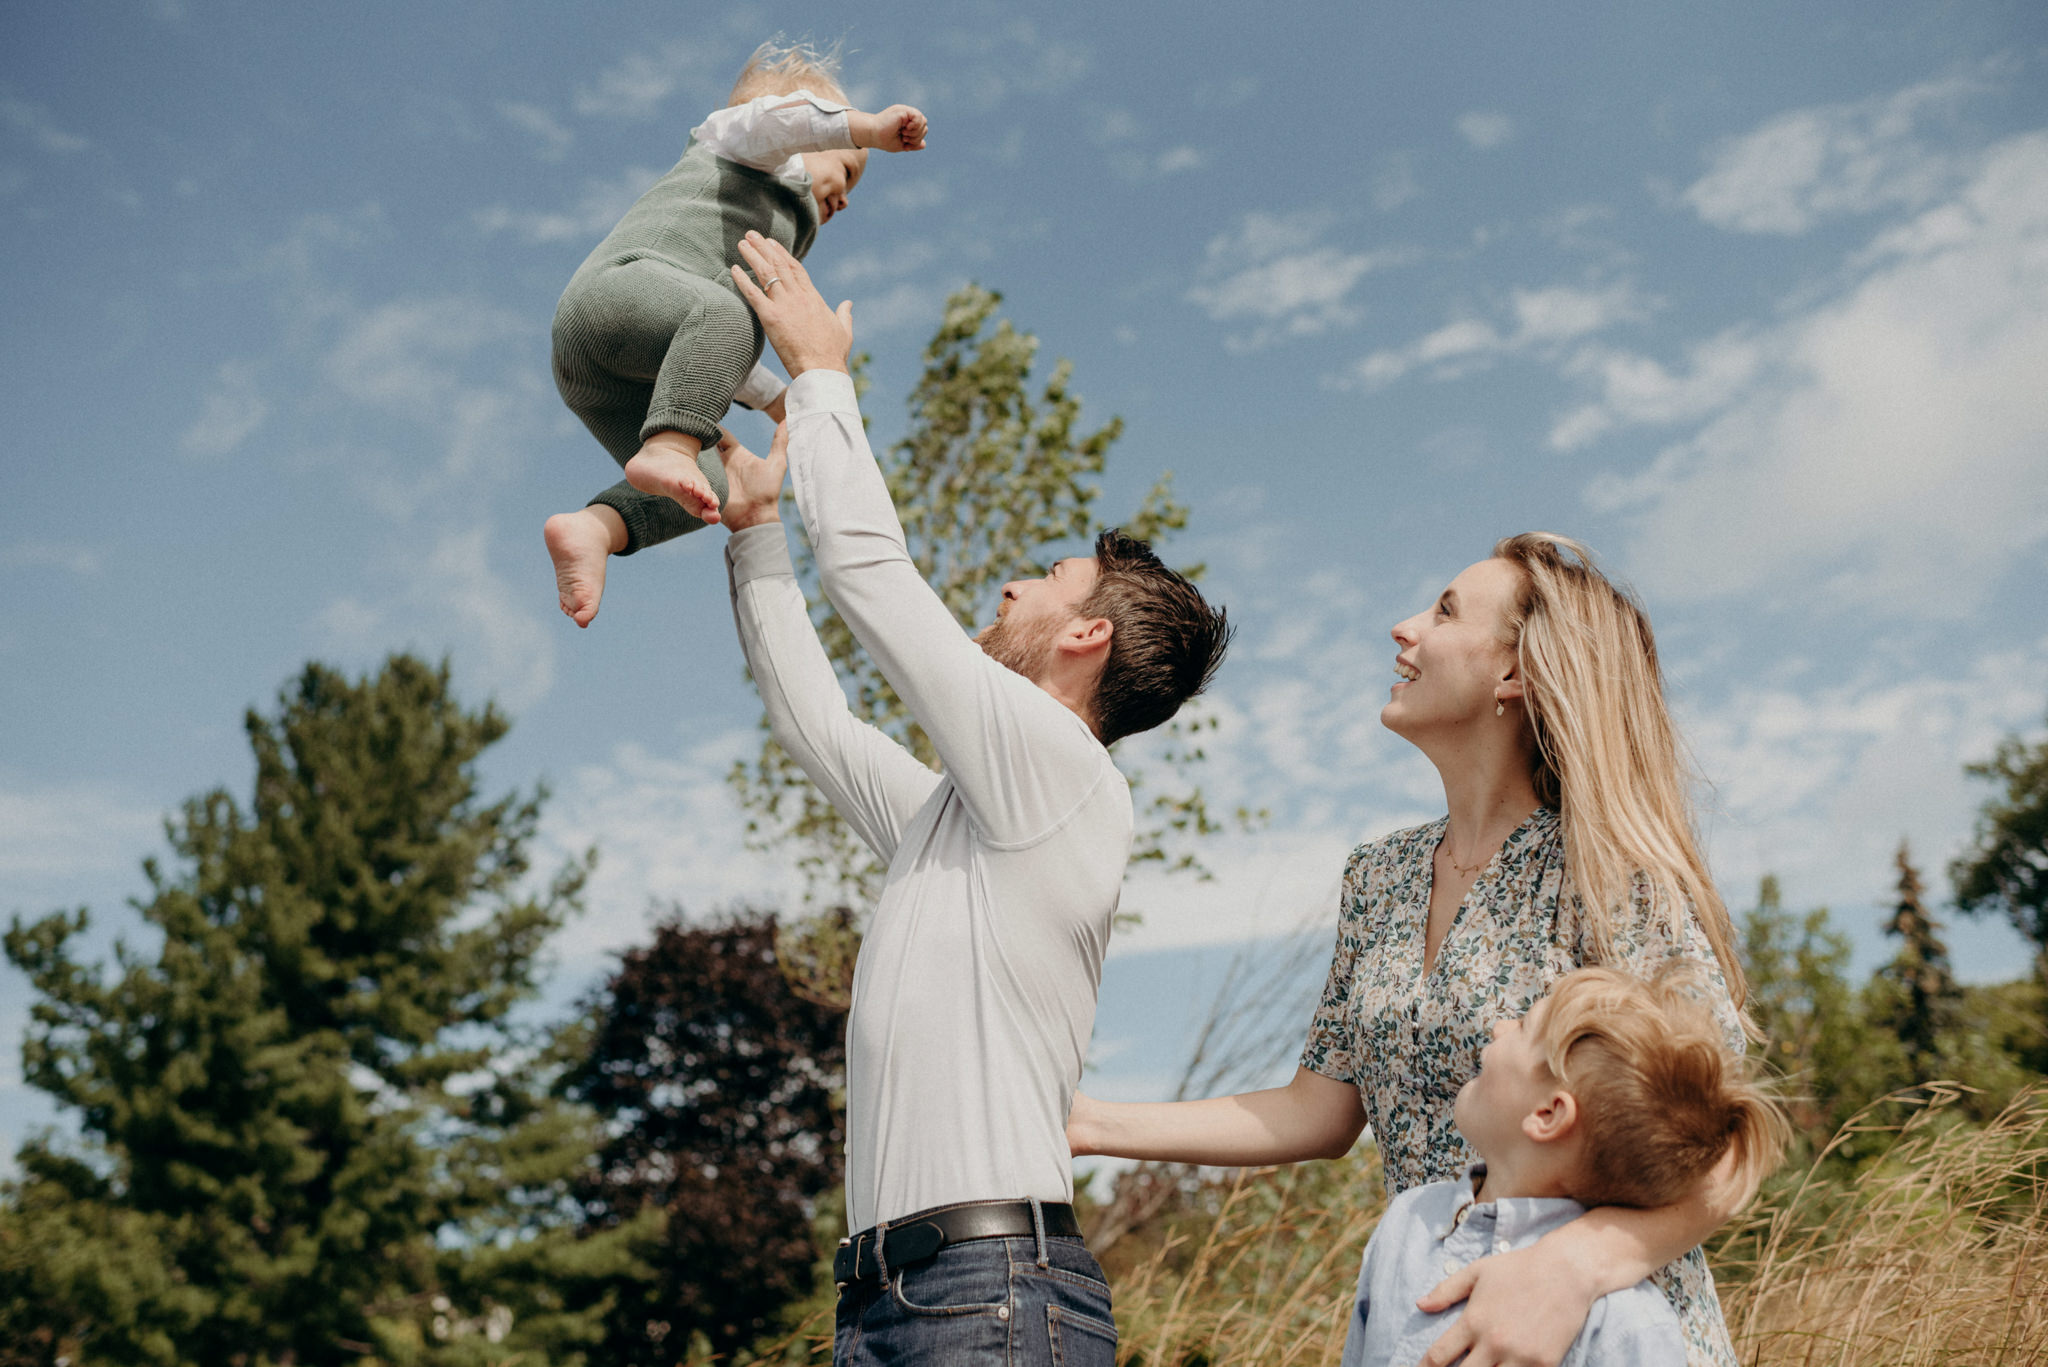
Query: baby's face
803 149 869 224
1453 999 1558 1161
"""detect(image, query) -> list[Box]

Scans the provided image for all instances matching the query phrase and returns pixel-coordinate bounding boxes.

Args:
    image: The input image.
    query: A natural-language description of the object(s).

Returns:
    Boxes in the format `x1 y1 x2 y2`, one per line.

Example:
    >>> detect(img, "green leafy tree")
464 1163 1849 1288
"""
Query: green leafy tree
1952 709 2048 982
1 656 590 1366
557 906 849 1364
729 285 1251 996
1740 875 1902 1145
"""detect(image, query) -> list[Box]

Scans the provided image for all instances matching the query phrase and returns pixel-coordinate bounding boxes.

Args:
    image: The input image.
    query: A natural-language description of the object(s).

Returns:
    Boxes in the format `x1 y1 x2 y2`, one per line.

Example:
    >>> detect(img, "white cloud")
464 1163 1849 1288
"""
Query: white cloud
1682 637 2048 928
826 241 940 287
0 95 89 154
472 165 664 245
1456 111 1515 150
1344 281 1647 387
0 776 162 888
497 101 573 161
574 40 730 120
180 359 270 457
1093 107 1142 144
1596 130 2048 612
1188 212 1412 352
1682 74 1984 234
843 281 946 336
424 529 556 712
1092 107 1206 180
1 541 101 575
926 19 1092 110
312 526 555 716
1372 151 1421 212
532 732 812 980
857 20 1091 118
325 297 531 425
882 178 949 214
1548 331 1762 449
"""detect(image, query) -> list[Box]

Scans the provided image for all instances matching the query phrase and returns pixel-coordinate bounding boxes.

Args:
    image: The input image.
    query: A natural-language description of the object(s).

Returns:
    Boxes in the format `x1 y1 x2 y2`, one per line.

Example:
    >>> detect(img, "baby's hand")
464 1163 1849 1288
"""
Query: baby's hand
861 104 928 153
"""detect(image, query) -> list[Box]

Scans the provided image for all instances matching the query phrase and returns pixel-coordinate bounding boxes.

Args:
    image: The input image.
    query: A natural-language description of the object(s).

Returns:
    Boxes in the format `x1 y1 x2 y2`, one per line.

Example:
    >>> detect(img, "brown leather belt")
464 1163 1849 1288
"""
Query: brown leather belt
834 1199 1083 1288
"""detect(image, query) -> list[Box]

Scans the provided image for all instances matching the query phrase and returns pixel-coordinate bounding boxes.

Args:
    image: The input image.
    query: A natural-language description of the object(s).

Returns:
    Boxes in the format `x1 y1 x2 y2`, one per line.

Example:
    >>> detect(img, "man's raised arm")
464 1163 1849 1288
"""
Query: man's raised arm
730 233 1111 846
716 427 941 864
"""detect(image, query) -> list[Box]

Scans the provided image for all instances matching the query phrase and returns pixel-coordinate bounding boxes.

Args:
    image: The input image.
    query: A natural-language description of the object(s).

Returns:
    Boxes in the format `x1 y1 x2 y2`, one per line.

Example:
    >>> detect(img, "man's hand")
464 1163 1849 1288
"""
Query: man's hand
852 104 928 152
714 426 789 533
732 232 853 380
1413 1241 1599 1367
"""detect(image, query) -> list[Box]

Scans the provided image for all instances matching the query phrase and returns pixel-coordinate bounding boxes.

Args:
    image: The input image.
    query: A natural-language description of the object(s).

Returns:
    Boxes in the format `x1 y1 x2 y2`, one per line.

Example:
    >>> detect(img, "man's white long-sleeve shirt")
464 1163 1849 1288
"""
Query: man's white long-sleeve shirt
725 369 1131 1232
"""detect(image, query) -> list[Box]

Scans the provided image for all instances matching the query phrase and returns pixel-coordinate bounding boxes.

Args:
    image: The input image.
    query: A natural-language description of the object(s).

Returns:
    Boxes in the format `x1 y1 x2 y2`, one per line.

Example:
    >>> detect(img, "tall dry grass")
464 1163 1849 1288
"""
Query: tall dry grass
1093 1086 2048 1366
1715 1084 2048 1365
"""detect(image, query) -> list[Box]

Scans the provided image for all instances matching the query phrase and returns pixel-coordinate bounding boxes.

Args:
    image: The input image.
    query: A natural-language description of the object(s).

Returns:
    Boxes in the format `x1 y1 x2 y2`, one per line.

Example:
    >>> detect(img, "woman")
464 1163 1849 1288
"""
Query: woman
1068 534 1752 1367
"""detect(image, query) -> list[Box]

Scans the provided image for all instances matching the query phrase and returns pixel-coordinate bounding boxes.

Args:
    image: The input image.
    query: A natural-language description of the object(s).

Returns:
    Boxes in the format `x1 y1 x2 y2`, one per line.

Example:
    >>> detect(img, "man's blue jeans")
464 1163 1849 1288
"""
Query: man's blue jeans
833 1220 1118 1365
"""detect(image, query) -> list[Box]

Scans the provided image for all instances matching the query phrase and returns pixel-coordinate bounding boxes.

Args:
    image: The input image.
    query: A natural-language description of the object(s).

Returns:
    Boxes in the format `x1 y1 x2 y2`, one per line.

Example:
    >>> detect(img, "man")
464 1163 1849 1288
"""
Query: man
715 230 1230 1366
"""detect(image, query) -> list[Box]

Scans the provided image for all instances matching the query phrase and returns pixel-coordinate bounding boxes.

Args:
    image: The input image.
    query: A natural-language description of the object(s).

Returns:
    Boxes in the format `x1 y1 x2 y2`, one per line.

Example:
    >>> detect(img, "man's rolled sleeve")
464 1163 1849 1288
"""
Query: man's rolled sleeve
726 521 796 587
783 367 860 425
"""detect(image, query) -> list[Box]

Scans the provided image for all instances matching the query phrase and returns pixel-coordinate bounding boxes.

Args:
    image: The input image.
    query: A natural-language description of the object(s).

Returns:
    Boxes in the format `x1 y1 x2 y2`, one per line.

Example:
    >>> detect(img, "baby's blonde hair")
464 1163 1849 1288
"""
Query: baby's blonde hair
1534 965 1788 1211
729 38 848 106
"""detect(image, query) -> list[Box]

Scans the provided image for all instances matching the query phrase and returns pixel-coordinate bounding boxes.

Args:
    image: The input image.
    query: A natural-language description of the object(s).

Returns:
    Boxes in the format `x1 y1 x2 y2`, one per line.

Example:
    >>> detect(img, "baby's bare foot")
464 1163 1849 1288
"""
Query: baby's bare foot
624 442 721 523
544 510 614 628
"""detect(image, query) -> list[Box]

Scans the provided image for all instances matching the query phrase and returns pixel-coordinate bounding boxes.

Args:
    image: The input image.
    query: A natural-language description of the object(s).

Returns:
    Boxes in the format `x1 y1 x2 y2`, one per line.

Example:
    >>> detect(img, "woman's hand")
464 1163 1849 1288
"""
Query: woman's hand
1415 1239 1600 1367
1067 1092 1102 1157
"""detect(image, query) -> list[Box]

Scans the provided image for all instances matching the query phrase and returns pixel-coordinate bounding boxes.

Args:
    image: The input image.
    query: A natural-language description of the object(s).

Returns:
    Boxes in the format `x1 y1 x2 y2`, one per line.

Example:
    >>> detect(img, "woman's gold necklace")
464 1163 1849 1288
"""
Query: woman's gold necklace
1442 835 1493 877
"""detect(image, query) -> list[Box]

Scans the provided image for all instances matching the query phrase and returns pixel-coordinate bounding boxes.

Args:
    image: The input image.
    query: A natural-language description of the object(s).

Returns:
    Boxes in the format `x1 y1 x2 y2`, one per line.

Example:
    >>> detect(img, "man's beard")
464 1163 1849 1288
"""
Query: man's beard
976 613 1061 680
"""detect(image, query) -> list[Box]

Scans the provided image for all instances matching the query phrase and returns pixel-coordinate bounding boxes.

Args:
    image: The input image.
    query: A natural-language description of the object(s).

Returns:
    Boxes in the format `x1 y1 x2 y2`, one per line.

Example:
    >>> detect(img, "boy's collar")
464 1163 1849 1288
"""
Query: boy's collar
1437 1162 1589 1246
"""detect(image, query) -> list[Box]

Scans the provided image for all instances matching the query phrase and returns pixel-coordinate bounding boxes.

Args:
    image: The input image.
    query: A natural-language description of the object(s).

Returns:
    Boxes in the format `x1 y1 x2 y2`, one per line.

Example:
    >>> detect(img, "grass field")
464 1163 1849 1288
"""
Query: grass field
1086 1085 2048 1366
750 1087 2048 1365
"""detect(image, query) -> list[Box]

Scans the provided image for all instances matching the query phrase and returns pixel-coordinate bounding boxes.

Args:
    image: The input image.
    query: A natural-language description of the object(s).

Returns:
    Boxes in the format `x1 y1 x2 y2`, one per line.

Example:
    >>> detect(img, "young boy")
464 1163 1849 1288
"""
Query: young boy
1341 966 1788 1367
542 42 928 627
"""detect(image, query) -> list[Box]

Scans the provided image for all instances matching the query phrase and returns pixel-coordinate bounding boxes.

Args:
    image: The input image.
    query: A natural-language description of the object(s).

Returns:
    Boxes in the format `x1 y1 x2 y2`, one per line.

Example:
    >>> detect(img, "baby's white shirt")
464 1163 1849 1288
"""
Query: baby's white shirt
692 89 854 179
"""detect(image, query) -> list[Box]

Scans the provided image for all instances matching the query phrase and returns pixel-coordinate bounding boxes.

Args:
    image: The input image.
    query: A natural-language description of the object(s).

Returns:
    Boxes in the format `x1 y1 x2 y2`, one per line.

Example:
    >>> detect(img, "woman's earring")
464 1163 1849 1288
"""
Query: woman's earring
1495 701 1505 717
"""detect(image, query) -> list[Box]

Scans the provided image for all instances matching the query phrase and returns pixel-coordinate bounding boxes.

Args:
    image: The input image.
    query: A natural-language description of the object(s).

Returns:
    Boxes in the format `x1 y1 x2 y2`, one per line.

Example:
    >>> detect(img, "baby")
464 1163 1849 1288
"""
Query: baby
543 42 928 627
1342 966 1788 1367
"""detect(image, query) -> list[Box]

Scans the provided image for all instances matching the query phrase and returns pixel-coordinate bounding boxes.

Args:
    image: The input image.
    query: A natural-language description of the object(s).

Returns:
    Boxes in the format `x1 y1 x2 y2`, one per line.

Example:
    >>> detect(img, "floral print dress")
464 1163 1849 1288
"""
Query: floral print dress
1300 806 1743 1367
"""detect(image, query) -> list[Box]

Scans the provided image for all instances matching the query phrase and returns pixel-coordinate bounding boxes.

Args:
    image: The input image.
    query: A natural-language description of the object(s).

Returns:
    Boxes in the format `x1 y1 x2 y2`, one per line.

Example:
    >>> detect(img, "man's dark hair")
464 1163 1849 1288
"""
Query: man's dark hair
1078 528 1232 746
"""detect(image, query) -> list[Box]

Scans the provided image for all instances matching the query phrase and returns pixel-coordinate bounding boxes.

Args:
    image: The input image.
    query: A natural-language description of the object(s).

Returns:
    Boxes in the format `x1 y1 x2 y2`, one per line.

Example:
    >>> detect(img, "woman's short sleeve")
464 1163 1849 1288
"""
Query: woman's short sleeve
1299 851 1370 1083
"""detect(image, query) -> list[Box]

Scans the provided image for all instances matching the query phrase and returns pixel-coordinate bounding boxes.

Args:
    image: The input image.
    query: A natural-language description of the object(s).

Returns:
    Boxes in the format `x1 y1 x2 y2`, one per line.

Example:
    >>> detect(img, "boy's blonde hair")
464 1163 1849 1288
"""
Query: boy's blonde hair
1534 965 1788 1210
729 39 848 106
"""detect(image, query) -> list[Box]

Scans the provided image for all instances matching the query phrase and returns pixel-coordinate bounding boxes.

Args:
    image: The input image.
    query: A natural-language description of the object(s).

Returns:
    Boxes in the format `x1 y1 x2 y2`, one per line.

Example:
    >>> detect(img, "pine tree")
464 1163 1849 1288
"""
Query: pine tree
1876 841 1960 1076
1 656 588 1366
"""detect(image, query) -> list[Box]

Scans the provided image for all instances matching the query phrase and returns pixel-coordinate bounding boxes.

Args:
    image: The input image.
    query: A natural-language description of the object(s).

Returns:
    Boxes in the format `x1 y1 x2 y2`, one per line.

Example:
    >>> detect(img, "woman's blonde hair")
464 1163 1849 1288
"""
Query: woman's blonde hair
729 38 848 106
1492 532 1747 1007
1534 965 1788 1210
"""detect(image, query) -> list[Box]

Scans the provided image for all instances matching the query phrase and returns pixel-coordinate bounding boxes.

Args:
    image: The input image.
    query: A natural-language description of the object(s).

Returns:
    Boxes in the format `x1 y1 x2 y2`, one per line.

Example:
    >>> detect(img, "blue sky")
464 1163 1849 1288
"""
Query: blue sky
5 1 2048 1152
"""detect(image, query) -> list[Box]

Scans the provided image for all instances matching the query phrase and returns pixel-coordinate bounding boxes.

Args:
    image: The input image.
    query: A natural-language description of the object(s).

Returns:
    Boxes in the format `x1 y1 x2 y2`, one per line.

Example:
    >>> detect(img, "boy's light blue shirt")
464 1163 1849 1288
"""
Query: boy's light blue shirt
1340 1165 1687 1367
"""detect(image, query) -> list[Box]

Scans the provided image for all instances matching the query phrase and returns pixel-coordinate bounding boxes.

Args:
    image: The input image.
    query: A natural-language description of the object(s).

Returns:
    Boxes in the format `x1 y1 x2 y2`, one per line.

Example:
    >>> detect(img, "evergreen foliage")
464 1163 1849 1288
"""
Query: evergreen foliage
1 656 589 1366
1873 841 1960 1074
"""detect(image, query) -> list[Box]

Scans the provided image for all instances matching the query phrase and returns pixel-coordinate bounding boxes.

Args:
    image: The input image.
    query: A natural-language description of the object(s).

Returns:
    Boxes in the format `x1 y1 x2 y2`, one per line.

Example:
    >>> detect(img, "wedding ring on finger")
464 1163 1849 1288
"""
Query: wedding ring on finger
762 276 782 291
